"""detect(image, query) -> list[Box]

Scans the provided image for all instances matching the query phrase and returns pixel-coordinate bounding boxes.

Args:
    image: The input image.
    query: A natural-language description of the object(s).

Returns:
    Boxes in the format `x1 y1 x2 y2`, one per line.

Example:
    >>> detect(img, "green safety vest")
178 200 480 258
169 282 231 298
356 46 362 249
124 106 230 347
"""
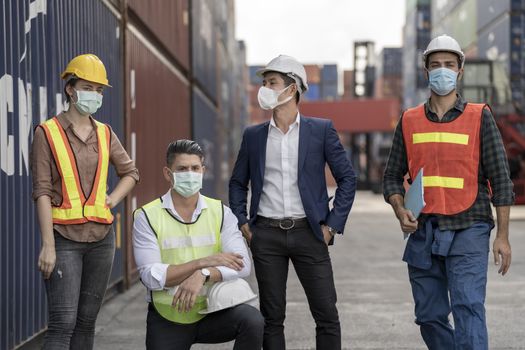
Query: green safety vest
136 195 223 324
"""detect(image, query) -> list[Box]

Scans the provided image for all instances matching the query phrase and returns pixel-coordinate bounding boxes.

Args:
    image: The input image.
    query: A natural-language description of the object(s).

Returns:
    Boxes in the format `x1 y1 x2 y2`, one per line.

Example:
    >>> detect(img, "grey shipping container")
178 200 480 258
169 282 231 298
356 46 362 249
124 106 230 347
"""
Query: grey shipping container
192 0 218 102
477 0 510 32
478 15 510 73
127 0 190 71
0 0 125 348
431 0 461 27
192 87 219 198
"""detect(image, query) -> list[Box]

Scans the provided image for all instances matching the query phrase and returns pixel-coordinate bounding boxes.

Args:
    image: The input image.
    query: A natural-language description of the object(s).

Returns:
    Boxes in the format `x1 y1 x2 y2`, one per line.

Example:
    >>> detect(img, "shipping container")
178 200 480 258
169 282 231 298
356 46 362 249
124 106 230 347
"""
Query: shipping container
249 65 264 85
300 99 401 133
381 48 403 77
477 0 510 31
126 26 191 211
192 87 220 198
304 64 321 84
0 0 125 348
407 0 431 11
509 2 525 110
228 40 248 186
375 76 403 100
403 0 431 109
192 0 218 102
216 39 232 201
126 0 190 71
432 0 477 49
478 15 510 72
320 81 338 100
249 107 270 126
303 83 321 101
342 70 354 100
321 64 338 83
431 0 461 27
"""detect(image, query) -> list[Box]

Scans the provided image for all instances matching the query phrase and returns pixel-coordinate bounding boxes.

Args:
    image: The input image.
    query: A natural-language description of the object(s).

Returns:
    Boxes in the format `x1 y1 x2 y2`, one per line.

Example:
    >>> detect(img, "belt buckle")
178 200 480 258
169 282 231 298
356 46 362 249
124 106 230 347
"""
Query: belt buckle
279 218 295 230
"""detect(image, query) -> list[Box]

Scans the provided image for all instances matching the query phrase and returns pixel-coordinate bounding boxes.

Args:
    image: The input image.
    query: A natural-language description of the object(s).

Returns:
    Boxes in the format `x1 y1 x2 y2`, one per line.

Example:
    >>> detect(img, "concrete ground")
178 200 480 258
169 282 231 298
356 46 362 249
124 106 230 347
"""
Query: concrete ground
24 191 525 349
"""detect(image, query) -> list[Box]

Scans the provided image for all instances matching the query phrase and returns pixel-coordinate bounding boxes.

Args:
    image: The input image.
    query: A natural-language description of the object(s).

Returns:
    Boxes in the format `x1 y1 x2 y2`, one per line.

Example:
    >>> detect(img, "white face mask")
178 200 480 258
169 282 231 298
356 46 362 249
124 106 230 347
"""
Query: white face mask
257 85 293 110
73 89 103 115
172 171 203 198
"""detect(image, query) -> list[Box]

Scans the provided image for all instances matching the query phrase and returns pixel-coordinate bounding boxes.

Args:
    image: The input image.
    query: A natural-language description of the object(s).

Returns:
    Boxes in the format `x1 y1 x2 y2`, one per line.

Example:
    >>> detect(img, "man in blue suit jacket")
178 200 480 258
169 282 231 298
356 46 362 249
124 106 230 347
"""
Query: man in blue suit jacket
229 55 356 350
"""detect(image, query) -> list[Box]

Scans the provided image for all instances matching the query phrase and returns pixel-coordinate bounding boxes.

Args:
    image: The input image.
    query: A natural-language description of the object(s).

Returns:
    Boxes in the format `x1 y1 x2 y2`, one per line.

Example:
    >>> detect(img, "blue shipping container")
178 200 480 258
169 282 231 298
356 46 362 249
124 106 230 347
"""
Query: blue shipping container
0 0 125 348
382 48 403 77
321 64 338 83
192 87 219 198
303 83 320 101
321 81 338 100
249 65 264 85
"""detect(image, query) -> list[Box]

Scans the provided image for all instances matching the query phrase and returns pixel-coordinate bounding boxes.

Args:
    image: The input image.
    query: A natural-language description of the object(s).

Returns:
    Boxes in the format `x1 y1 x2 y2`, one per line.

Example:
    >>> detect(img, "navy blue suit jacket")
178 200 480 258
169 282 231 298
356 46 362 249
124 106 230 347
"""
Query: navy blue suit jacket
229 115 356 242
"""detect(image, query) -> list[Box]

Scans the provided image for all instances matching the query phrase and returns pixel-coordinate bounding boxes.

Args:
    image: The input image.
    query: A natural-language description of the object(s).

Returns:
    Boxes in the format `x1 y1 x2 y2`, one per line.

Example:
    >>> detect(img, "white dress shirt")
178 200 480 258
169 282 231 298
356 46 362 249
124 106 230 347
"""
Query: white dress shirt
257 112 306 219
133 191 251 301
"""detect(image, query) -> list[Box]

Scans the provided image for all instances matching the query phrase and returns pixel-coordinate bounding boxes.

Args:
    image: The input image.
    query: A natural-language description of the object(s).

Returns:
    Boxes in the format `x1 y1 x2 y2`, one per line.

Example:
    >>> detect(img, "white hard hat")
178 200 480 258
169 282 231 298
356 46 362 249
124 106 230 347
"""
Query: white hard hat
198 279 258 314
423 34 465 67
256 55 309 93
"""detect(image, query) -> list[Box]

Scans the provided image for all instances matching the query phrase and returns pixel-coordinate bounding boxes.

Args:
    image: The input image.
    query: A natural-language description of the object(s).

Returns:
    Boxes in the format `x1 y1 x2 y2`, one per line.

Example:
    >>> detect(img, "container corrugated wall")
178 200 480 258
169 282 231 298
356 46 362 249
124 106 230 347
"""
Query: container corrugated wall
477 0 510 31
192 0 218 102
304 83 321 101
304 64 321 84
2 0 248 347
127 27 191 208
0 0 125 348
127 0 190 71
192 87 219 197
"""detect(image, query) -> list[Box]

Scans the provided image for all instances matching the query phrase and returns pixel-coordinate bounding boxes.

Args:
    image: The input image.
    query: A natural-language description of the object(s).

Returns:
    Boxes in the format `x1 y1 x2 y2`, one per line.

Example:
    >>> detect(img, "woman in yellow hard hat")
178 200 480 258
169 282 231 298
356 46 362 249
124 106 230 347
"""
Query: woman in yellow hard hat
30 54 139 349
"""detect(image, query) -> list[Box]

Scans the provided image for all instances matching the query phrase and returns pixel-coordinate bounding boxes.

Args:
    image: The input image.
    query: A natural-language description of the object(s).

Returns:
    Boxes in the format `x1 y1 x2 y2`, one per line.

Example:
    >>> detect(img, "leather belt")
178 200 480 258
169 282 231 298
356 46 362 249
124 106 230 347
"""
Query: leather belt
256 216 309 230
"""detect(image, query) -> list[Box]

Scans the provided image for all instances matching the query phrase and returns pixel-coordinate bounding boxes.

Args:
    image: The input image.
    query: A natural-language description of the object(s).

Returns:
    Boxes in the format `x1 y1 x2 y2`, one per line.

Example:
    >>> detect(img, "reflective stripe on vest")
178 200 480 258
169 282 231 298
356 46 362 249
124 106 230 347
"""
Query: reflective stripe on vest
136 196 223 324
402 103 484 215
40 117 113 225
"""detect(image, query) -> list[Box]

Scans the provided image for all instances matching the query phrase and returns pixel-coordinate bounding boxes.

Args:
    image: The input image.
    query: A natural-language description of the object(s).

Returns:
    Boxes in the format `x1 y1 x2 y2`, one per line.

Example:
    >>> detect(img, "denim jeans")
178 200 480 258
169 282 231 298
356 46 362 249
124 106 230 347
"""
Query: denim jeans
43 229 115 350
407 222 491 350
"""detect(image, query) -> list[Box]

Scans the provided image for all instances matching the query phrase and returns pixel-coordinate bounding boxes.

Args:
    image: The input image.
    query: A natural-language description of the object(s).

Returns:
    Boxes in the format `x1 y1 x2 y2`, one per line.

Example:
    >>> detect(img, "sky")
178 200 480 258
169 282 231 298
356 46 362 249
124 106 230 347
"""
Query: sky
235 0 407 71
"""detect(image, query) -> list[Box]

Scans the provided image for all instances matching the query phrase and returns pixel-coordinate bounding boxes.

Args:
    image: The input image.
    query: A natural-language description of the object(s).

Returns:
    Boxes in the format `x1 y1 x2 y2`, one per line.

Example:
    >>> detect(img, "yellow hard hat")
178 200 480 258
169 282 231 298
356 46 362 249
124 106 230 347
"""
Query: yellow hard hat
61 54 111 87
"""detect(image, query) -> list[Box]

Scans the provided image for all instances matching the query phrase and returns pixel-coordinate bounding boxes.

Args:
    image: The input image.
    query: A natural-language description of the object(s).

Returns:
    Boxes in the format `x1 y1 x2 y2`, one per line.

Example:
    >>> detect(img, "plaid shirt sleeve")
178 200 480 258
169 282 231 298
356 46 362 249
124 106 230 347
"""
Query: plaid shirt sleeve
382 114 408 202
480 108 515 206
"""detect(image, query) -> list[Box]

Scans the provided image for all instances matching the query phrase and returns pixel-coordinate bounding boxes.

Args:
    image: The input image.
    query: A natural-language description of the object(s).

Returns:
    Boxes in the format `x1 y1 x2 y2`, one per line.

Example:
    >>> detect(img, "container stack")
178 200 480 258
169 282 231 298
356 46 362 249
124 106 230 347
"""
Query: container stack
402 0 432 109
0 1 248 348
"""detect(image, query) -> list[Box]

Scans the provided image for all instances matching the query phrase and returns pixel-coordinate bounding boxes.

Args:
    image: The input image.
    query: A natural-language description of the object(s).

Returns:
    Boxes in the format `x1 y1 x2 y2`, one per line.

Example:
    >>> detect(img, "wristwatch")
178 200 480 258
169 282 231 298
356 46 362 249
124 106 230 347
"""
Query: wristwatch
327 226 338 236
200 268 211 284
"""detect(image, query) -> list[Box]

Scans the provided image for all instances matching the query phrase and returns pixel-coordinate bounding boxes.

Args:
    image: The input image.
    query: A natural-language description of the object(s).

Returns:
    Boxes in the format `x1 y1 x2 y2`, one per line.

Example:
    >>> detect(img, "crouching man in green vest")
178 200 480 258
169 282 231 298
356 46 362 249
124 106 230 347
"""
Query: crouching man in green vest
133 139 264 350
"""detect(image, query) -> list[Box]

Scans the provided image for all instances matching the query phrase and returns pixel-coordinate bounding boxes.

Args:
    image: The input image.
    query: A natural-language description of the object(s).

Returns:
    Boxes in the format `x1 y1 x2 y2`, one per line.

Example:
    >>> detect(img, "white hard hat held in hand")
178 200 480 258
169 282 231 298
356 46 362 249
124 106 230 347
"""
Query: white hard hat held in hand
198 278 258 314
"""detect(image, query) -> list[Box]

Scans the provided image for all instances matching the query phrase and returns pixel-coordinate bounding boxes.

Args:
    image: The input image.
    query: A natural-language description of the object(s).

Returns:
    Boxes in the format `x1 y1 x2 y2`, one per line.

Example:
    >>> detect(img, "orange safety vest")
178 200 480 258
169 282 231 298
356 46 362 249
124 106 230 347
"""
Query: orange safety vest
402 103 485 215
40 117 114 225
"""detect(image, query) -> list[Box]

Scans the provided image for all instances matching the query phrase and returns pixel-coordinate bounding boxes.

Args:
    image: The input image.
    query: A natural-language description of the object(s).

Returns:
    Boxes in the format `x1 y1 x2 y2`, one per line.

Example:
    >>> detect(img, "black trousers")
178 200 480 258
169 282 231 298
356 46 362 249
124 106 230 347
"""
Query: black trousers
146 303 264 350
251 222 341 350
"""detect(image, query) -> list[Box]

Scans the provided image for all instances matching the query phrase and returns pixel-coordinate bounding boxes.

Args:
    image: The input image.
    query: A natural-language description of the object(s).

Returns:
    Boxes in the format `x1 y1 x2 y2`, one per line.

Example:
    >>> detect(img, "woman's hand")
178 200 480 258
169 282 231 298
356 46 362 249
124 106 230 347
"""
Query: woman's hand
38 244 56 279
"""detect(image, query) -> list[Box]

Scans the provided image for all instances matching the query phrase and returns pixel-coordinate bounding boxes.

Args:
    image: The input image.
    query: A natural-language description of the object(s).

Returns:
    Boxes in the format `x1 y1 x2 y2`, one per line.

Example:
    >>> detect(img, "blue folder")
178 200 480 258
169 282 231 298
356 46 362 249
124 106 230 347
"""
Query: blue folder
403 168 425 239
